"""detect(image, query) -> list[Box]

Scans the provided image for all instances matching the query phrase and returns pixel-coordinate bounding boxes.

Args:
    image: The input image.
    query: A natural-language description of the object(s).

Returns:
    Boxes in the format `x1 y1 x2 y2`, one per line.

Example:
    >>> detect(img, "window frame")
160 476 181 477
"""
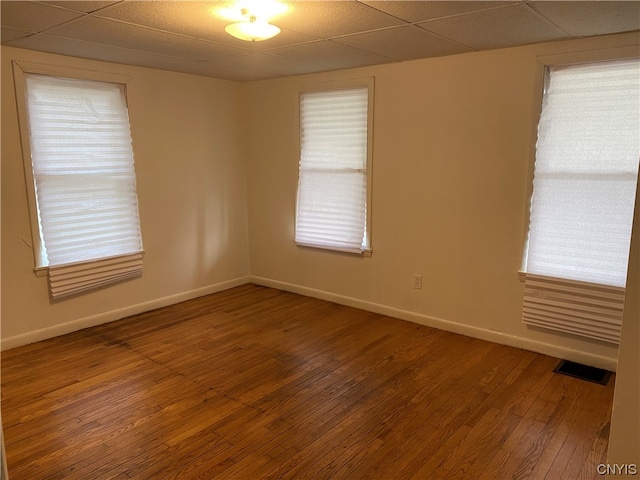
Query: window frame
519 46 640 279
295 77 375 256
12 61 140 275
519 49 639 344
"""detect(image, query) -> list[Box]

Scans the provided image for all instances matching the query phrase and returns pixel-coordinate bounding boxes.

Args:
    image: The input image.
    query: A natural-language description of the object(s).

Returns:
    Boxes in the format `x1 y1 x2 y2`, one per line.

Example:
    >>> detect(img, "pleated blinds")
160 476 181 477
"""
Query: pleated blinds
295 87 370 253
523 58 640 344
24 73 143 298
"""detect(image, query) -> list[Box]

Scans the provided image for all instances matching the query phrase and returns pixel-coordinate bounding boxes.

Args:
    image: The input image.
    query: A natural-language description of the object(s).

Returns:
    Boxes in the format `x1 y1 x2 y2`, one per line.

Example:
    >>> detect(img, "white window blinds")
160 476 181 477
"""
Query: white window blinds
523 58 640 344
24 73 143 298
295 87 371 253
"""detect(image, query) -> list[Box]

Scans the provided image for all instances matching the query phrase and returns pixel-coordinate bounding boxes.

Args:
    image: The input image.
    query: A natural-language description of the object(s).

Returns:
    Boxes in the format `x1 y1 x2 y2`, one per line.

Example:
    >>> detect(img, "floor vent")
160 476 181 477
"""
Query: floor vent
553 360 611 385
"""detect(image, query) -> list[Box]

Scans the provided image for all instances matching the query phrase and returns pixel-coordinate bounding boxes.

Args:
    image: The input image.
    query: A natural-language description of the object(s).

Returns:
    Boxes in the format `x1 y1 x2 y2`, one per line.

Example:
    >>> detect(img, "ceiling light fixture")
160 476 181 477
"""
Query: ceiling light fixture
225 8 281 42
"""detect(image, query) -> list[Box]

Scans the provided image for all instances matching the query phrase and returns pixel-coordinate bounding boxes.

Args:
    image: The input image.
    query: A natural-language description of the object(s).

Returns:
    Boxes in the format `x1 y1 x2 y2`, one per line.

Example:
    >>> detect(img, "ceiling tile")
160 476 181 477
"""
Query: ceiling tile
334 24 471 61
95 1 235 43
418 4 569 50
358 1 516 23
1 0 637 83
40 1 123 14
1 26 32 43
95 1 323 50
204 49 336 80
273 1 405 38
6 32 166 64
269 39 394 70
212 51 325 77
169 63 256 82
5 33 236 78
0 1 83 32
529 1 640 37
45 16 247 61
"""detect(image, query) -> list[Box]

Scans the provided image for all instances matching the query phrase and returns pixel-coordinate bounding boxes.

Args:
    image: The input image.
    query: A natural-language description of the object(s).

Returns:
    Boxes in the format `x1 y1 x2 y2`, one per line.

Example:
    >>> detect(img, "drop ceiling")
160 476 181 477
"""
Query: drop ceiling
2 1 639 82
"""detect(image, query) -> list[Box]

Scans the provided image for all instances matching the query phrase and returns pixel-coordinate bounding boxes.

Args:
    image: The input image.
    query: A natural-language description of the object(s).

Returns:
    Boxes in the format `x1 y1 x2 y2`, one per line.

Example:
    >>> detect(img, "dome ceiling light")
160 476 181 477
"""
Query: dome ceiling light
220 1 288 42
225 8 281 42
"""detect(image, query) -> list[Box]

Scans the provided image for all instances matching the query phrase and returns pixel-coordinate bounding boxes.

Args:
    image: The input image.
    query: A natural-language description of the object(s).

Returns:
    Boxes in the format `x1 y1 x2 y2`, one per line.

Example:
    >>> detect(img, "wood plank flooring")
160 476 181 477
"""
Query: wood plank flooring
1 284 615 479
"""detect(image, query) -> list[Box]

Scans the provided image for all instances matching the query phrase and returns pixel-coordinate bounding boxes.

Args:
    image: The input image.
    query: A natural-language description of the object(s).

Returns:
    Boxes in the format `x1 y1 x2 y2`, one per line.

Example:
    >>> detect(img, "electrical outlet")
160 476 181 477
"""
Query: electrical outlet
413 274 423 290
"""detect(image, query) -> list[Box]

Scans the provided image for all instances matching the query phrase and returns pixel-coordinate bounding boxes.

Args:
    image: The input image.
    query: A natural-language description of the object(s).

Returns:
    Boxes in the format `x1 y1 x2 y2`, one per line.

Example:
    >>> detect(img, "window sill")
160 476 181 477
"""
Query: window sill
34 266 48 277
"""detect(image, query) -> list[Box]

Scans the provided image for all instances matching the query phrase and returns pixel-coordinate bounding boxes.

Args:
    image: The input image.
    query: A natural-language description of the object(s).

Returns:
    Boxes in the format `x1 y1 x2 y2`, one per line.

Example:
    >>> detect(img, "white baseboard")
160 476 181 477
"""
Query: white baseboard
250 275 618 372
1 277 250 351
3 275 618 372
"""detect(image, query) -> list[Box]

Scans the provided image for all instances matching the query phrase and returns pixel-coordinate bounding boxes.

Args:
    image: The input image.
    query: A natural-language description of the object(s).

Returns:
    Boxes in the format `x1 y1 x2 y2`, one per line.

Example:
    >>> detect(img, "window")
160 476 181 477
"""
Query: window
295 81 373 254
14 63 143 299
522 57 640 344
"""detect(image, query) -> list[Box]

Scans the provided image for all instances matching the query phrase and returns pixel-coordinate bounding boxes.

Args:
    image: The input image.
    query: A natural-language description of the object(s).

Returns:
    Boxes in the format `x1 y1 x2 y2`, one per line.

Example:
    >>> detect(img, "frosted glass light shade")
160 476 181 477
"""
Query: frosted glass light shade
225 19 280 41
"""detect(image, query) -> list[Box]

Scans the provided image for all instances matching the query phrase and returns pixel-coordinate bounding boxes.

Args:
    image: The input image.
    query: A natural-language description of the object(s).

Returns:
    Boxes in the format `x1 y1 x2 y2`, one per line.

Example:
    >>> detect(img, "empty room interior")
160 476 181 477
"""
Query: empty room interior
1 1 639 479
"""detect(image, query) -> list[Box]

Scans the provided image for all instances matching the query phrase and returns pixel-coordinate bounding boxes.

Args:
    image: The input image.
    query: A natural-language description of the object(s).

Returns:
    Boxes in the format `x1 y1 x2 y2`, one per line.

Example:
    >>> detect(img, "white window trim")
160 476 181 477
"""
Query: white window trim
519 48 640 344
12 61 141 275
519 45 640 276
295 77 375 256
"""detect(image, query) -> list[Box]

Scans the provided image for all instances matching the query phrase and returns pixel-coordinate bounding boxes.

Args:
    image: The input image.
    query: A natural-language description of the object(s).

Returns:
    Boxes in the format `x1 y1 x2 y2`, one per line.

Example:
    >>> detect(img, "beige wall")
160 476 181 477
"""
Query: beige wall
245 31 640 370
1 33 638 371
1 46 250 347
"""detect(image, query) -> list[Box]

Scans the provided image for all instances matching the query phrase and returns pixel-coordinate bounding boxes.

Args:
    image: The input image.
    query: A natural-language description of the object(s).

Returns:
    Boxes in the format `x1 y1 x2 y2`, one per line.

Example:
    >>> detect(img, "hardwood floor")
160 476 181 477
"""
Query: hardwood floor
2 284 614 479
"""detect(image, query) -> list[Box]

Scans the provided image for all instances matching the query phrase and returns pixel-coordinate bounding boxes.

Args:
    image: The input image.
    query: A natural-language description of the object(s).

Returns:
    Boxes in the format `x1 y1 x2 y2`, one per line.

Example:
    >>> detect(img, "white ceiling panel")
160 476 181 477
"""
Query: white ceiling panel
209 50 329 78
7 32 254 81
1 26 32 43
358 0 517 23
334 24 471 61
0 1 83 32
274 1 404 37
528 1 640 37
418 4 570 50
7 33 205 72
269 39 394 70
96 0 323 50
1 1 638 82
95 1 238 43
46 16 246 61
41 1 123 14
